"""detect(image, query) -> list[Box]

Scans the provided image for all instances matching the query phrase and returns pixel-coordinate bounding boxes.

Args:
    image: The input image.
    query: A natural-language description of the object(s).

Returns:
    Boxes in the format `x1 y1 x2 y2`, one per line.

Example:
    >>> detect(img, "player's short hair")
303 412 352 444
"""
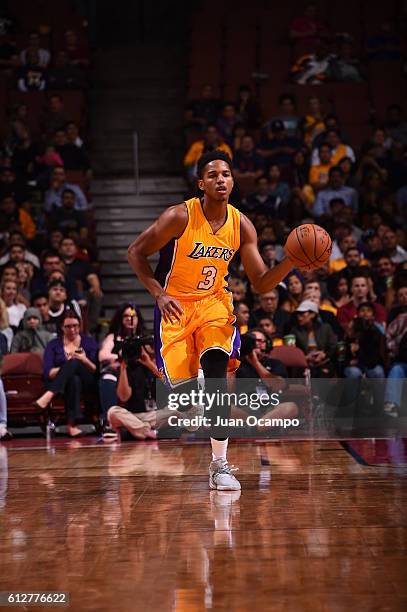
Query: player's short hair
197 151 233 178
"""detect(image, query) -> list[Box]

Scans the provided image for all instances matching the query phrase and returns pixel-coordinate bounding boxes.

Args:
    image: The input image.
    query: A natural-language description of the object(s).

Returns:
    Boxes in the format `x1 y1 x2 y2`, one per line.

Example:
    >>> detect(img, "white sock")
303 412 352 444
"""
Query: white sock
211 438 228 462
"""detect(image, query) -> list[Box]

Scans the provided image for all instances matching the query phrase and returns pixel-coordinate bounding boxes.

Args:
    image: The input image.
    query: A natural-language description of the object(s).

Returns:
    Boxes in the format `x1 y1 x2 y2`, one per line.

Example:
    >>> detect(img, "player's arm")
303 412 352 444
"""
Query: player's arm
239 213 293 294
127 204 188 322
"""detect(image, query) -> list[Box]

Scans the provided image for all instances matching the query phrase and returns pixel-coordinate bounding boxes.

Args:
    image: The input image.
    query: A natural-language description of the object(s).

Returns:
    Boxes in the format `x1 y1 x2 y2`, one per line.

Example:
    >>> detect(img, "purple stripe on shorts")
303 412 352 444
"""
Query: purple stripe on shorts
153 304 165 374
231 325 241 359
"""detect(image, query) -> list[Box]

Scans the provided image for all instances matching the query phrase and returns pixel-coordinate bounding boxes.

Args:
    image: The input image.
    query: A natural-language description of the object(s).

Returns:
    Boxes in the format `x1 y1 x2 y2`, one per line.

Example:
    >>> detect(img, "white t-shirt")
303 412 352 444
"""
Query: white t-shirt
7 303 26 328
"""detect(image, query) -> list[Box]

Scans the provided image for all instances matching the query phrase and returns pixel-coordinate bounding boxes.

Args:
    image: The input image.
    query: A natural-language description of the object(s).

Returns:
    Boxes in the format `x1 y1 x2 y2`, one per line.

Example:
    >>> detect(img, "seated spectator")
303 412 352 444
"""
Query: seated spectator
216 102 239 148
235 84 261 130
382 228 407 264
30 251 78 300
234 302 250 334
48 188 88 241
0 167 30 205
244 176 276 213
16 48 48 91
258 120 301 171
388 285 407 325
53 129 90 172
44 166 88 212
32 293 55 334
1 279 26 329
303 278 337 315
48 51 86 90
41 94 71 138
372 253 396 302
289 3 329 49
260 240 283 268
257 315 277 340
330 40 364 82
10 307 54 354
266 165 291 217
0 297 13 350
62 29 89 67
233 135 264 180
269 93 300 139
184 84 221 127
10 126 38 181
0 263 18 285
16 261 33 304
309 143 332 190
300 96 325 147
0 195 36 241
337 273 386 332
313 167 358 217
361 230 383 261
65 122 85 149
384 302 407 418
251 289 291 335
367 22 401 61
326 272 351 310
281 273 304 313
312 129 355 166
35 144 65 187
337 156 357 187
0 235 40 269
47 279 72 333
0 359 11 440
291 42 334 85
33 309 97 437
183 125 232 182
59 236 103 331
229 278 247 303
290 300 337 377
330 245 369 277
19 31 51 68
386 104 407 147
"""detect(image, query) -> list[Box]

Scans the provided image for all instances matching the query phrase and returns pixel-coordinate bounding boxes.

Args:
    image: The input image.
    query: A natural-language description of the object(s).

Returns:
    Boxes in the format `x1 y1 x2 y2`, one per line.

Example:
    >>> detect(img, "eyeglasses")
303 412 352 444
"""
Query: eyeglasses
63 324 79 329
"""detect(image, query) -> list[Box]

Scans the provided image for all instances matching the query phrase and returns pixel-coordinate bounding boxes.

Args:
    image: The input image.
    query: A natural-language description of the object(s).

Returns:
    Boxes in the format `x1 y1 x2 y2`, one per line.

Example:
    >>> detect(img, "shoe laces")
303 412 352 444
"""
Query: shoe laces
214 460 239 476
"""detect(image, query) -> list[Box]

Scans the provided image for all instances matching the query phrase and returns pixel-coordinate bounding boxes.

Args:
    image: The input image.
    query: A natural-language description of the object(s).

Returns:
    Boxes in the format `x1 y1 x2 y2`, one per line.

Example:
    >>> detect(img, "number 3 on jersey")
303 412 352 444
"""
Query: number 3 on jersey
197 266 217 290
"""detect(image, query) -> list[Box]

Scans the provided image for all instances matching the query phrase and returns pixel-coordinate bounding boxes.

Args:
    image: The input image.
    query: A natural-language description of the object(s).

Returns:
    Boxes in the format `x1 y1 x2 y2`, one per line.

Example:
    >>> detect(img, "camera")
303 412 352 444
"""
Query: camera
113 335 154 363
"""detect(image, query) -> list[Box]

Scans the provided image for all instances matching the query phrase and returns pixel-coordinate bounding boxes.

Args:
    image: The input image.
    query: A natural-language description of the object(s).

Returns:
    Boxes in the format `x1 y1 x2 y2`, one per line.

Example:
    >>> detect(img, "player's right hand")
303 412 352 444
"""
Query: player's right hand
157 292 184 324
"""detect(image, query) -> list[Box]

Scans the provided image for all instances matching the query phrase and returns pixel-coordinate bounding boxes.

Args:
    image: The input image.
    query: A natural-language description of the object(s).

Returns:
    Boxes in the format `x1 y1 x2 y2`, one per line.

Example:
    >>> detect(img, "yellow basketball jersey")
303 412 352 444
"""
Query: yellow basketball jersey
155 197 241 300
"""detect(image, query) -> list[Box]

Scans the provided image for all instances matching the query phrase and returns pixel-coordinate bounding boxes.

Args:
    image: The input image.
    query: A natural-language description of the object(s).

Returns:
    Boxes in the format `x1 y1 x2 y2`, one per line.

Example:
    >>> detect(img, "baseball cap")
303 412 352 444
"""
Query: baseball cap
271 119 285 132
296 300 319 314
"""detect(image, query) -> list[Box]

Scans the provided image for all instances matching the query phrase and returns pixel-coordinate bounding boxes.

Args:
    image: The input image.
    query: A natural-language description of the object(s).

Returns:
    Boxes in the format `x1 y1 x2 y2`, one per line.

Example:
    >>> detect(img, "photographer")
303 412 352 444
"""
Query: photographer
98 304 158 436
235 329 298 428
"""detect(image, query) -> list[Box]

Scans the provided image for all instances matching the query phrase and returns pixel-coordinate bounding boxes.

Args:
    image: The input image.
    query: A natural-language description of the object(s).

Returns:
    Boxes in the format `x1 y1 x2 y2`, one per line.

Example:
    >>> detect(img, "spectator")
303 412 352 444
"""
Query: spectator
291 42 334 85
330 40 364 82
65 121 84 148
0 298 12 350
184 84 220 127
183 125 232 182
62 30 89 67
313 167 358 217
59 236 103 331
361 230 383 261
33 309 97 437
10 126 38 181
229 278 247 303
257 315 277 339
16 261 33 303
269 93 300 138
235 84 261 129
301 96 325 147
47 279 71 333
281 273 304 313
337 274 386 331
260 240 283 268
251 289 291 335
312 129 355 166
382 228 407 264
326 272 351 310
41 94 71 137
289 3 329 49
309 143 332 190
16 48 48 91
48 188 88 241
383 301 407 417
332 246 369 279
1 264 18 285
1 279 26 329
19 31 50 68
30 251 78 300
258 120 301 171
367 22 401 61
0 167 30 205
388 285 407 325
32 293 55 334
290 300 337 377
216 102 239 148
0 360 11 440
53 129 90 172
0 195 36 241
0 237 40 269
234 302 250 334
44 166 88 212
372 253 396 302
386 104 407 146
48 50 86 90
266 165 291 217
10 307 54 354
233 135 264 180
244 176 276 213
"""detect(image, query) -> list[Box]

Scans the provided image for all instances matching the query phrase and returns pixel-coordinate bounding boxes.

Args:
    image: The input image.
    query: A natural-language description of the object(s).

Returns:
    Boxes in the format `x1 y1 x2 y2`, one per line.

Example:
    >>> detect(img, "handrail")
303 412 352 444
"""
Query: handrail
133 131 139 195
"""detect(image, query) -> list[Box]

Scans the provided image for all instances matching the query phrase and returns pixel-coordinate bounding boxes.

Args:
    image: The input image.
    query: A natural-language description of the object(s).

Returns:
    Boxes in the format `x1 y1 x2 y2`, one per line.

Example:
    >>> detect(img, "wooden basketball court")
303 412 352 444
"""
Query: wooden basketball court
1 437 407 611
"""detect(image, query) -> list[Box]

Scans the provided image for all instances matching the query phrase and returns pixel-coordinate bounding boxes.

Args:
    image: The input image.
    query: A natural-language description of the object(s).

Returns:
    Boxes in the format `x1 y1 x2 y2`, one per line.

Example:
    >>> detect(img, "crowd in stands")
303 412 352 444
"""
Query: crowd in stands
183 3 407 425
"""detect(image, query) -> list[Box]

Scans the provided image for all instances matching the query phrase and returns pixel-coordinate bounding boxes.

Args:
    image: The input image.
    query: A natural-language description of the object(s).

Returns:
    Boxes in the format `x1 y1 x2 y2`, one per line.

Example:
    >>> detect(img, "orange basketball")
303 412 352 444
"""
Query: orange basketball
284 224 332 270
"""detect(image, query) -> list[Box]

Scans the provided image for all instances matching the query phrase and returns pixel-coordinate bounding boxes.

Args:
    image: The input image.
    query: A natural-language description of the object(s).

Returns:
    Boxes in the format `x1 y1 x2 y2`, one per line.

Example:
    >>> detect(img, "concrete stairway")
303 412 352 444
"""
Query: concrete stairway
93 176 185 328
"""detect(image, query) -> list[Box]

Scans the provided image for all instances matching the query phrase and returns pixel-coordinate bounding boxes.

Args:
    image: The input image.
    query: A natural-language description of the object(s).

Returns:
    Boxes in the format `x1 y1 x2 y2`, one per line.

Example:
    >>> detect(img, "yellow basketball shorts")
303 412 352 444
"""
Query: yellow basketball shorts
153 290 241 387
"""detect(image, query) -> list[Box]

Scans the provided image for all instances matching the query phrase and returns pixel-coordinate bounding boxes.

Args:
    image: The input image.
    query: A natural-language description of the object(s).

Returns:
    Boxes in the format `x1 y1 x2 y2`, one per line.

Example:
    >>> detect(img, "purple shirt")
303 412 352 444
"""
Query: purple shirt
43 335 98 379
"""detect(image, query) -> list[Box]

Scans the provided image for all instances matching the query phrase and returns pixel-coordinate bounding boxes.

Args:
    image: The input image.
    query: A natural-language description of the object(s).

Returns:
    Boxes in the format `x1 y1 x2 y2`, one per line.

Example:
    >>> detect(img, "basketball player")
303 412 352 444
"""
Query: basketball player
128 151 295 491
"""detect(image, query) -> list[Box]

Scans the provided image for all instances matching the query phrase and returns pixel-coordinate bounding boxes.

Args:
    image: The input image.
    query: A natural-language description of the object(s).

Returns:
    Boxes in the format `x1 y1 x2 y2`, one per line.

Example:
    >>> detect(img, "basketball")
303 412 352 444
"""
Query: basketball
284 224 332 270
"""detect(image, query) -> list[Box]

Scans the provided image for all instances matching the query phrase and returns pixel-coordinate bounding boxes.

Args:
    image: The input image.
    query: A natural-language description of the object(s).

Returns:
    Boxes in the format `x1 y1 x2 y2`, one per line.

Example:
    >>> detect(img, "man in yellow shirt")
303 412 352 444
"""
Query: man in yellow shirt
184 124 232 185
309 142 332 191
